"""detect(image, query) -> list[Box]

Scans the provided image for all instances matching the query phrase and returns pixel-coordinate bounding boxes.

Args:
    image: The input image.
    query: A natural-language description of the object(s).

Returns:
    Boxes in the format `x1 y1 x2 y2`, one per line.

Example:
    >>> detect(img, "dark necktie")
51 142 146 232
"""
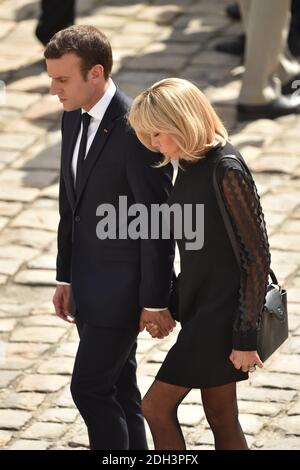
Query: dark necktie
75 112 91 196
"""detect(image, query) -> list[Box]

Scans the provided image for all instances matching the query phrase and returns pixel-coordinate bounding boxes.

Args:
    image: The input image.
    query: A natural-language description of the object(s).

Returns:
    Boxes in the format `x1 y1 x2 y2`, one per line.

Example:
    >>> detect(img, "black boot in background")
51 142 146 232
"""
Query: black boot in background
225 3 241 21
35 0 76 46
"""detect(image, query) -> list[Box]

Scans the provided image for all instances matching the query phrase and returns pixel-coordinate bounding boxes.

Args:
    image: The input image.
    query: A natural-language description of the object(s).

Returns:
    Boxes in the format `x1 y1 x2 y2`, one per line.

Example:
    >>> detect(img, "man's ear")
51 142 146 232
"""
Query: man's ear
90 64 104 81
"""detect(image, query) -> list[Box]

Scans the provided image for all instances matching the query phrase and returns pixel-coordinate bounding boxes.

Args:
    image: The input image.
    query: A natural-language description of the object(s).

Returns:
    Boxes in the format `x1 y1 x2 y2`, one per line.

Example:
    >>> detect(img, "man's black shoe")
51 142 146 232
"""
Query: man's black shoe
226 3 241 21
237 95 300 121
215 34 245 56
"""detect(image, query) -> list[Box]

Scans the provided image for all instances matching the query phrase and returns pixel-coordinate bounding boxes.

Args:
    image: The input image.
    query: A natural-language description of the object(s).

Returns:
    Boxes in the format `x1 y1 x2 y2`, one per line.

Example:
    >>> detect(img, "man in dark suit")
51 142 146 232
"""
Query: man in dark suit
45 25 175 450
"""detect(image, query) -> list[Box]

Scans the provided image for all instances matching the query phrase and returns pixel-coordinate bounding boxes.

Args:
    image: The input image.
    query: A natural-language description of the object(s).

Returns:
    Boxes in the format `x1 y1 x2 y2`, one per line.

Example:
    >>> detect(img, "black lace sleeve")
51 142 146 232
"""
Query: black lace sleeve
220 165 271 351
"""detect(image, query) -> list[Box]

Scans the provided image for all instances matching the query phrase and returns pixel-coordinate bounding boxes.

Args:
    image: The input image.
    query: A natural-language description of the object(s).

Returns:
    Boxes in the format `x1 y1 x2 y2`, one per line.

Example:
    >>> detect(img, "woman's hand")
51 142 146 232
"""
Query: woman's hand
139 308 175 336
229 350 263 372
145 322 166 339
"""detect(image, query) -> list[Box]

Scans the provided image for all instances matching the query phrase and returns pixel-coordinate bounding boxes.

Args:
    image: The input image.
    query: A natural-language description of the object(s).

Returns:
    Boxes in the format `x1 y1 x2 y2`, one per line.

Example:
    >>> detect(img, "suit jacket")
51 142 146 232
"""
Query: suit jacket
57 87 174 328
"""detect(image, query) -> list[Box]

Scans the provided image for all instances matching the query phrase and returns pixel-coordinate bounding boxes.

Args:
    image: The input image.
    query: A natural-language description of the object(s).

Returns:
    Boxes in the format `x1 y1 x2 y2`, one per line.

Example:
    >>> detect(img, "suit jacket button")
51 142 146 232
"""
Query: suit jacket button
75 215 81 222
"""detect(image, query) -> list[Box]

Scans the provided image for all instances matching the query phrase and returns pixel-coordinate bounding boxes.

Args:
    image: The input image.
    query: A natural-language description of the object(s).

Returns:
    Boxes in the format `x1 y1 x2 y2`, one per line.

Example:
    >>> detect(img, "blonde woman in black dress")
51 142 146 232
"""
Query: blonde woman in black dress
128 78 270 450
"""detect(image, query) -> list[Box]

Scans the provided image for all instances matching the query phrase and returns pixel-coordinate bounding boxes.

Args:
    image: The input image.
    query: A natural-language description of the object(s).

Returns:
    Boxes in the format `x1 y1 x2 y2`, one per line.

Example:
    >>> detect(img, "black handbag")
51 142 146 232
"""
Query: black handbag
213 154 288 361
257 270 288 361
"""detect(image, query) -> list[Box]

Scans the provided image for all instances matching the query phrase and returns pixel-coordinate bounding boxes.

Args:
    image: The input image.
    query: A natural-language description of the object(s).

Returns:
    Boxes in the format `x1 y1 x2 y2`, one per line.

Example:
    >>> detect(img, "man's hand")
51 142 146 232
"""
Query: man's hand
52 285 76 323
229 349 263 372
139 308 176 337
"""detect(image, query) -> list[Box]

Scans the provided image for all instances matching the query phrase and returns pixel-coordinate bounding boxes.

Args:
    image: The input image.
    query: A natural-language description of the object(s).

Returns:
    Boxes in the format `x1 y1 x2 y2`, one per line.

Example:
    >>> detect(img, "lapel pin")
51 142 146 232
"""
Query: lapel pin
103 128 108 133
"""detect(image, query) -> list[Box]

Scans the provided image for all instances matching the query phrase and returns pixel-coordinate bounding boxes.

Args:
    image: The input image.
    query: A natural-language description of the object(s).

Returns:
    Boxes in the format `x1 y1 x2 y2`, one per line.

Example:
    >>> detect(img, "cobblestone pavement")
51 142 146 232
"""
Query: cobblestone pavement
0 0 300 451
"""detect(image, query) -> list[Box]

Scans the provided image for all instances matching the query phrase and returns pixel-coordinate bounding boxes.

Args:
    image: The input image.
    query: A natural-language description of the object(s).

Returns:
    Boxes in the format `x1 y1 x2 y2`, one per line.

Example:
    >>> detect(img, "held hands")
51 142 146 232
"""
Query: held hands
139 308 176 339
229 349 263 373
52 285 76 324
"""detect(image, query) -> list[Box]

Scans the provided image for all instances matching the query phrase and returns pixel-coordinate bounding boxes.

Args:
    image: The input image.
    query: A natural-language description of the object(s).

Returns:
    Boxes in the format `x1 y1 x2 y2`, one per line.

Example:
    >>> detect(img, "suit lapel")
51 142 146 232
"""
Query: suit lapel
74 90 127 208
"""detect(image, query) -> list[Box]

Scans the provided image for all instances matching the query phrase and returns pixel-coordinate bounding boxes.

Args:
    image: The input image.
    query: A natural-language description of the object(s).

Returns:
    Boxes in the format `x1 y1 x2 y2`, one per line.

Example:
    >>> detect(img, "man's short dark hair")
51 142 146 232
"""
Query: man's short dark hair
44 25 113 80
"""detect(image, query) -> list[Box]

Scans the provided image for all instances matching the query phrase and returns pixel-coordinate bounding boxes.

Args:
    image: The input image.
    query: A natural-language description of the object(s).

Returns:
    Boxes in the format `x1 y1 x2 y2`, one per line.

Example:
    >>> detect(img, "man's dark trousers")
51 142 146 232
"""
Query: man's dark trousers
71 317 148 450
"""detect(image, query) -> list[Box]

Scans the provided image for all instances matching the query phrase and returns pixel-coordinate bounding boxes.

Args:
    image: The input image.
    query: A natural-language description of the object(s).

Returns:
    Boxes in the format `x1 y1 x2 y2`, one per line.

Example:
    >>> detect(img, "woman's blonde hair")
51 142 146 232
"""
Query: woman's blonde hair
128 78 228 165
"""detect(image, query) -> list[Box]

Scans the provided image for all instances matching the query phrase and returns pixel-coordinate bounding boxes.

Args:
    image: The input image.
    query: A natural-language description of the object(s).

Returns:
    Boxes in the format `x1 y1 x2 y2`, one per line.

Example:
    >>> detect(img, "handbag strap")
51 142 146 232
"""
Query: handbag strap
213 154 277 284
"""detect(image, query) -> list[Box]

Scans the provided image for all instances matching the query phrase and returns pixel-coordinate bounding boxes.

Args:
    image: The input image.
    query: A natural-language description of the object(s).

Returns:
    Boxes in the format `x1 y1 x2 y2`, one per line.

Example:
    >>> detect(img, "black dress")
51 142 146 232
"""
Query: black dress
156 142 270 389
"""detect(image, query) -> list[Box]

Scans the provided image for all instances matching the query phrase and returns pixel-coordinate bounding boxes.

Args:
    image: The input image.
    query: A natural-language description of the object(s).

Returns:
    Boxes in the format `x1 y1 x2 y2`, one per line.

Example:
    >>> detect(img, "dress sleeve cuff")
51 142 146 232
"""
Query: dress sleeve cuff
232 329 257 351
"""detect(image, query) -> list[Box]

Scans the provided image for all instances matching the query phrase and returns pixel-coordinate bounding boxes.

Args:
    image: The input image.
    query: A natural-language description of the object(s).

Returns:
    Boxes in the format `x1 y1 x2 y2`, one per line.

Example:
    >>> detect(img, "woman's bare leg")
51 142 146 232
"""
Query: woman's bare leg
201 382 248 450
142 380 191 450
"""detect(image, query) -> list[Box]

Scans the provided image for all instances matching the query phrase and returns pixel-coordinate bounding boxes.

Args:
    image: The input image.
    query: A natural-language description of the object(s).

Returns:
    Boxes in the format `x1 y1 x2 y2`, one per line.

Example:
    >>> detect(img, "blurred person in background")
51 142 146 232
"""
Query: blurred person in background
217 0 300 59
237 0 300 121
36 0 76 46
